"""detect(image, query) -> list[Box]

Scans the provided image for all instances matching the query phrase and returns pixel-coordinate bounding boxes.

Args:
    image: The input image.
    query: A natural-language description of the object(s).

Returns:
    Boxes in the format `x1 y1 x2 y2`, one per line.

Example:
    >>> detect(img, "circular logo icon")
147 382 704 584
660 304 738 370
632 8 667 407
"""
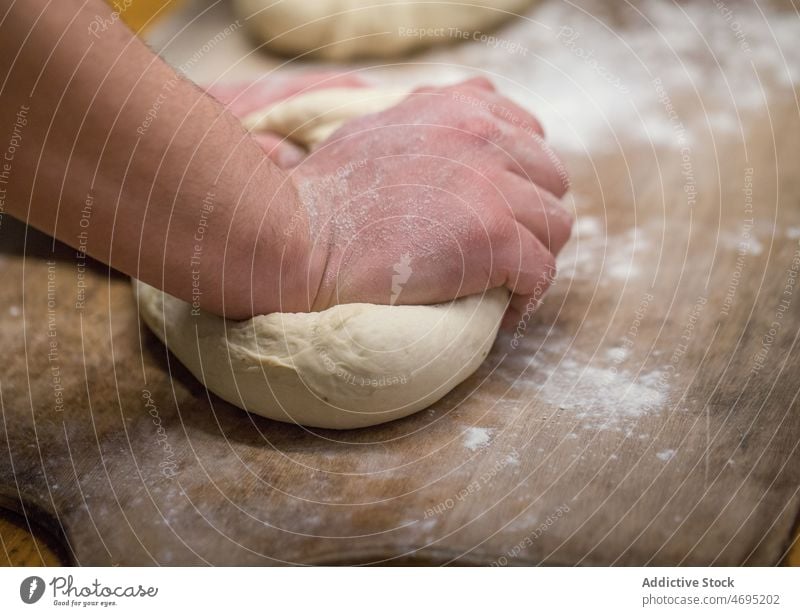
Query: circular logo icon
20 576 45 604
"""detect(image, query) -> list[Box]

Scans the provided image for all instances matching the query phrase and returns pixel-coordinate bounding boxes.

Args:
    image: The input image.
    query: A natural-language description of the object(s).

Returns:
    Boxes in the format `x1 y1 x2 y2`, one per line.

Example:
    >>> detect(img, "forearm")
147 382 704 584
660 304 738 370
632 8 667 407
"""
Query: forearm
0 0 308 317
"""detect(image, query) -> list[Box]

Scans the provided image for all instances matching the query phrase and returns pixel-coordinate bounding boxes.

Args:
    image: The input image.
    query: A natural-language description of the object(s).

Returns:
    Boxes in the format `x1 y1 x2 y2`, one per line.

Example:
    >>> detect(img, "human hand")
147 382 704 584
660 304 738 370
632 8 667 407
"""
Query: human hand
285 78 572 325
207 71 367 167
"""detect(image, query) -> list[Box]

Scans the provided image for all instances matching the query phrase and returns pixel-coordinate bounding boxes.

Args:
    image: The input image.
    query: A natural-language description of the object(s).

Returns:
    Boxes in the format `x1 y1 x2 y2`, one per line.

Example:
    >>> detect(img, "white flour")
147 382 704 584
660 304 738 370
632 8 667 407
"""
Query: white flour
656 449 677 462
367 0 798 152
146 1 796 437
463 427 493 451
495 327 668 432
557 217 650 284
154 0 798 155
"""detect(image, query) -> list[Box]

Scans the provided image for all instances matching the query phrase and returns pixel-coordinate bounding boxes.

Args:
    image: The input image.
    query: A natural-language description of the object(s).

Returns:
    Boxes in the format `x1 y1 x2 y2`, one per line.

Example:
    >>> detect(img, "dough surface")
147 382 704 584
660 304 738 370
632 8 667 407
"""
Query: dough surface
241 88 408 145
232 0 534 60
134 87 507 429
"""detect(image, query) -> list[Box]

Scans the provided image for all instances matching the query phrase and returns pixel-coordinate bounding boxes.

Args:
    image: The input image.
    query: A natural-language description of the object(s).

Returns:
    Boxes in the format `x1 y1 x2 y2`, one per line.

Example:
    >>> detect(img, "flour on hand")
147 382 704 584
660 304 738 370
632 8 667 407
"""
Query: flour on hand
134 87 508 429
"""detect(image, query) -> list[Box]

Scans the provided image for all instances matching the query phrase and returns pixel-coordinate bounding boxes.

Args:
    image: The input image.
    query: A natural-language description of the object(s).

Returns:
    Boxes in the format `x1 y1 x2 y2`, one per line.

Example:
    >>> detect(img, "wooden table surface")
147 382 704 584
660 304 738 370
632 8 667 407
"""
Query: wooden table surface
2 0 799 566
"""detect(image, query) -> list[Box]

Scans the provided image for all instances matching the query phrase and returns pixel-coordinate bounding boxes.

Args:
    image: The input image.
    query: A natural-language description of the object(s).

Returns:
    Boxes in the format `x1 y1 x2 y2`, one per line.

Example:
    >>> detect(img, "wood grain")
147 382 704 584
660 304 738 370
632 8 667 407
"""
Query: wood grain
0 510 65 566
1 0 799 565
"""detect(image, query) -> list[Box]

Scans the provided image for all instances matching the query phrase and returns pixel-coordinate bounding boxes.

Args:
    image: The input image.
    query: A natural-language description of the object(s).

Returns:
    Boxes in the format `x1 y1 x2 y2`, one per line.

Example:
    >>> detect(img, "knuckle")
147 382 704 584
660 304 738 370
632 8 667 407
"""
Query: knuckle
485 213 517 245
457 115 503 143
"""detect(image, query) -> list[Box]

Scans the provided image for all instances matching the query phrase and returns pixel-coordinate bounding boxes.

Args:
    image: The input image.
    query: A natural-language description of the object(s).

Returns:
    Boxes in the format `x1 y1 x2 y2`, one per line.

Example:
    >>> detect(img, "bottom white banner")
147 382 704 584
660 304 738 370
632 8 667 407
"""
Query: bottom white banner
1 567 798 615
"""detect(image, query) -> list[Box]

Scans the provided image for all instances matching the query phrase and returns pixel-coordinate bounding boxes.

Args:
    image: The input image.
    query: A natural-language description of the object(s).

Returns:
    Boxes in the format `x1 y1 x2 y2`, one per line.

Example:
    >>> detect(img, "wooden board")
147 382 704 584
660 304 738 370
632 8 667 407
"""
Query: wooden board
1 0 799 565
0 511 65 566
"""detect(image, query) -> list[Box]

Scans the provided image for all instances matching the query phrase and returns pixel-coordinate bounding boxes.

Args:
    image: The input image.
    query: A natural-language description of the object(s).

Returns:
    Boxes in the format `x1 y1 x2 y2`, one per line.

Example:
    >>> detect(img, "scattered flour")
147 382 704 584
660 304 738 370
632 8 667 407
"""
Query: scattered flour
545 360 666 429
558 226 650 283
656 449 677 462
368 0 799 152
607 260 640 282
140 3 798 443
748 236 764 256
151 0 799 156
496 327 669 432
720 230 764 256
606 346 631 363
574 216 603 237
463 427 492 451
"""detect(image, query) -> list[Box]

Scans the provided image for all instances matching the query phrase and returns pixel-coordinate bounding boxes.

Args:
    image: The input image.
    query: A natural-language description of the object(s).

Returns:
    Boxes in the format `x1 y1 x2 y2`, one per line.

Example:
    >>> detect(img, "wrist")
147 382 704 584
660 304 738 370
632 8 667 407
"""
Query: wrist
235 169 323 317
286 170 337 313
271 172 321 313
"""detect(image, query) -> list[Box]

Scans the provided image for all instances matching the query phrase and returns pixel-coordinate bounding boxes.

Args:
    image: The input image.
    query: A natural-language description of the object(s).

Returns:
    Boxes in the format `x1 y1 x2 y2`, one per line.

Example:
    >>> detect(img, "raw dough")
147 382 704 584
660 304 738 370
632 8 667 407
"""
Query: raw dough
232 0 534 60
134 87 507 429
240 88 408 145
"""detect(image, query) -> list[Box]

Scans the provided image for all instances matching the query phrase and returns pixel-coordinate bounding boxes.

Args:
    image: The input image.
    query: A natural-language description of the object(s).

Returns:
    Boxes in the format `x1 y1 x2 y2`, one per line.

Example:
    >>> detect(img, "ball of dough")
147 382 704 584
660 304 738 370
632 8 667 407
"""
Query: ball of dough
134 86 507 429
135 282 506 429
232 0 534 60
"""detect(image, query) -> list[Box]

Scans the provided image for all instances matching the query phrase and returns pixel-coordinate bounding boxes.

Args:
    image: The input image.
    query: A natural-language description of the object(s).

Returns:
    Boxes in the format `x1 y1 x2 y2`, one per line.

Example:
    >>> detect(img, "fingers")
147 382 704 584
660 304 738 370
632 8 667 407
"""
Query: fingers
509 291 549 322
407 79 568 197
448 82 566 195
443 79 545 138
489 218 562 332
252 133 305 168
497 173 573 255
481 91 545 139
501 292 551 332
497 130 570 198
500 309 521 331
492 220 557 298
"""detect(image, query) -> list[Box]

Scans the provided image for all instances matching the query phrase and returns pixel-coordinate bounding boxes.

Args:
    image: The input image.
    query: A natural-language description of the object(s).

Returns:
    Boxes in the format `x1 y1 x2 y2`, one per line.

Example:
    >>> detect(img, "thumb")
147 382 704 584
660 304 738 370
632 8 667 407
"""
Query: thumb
252 133 306 168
